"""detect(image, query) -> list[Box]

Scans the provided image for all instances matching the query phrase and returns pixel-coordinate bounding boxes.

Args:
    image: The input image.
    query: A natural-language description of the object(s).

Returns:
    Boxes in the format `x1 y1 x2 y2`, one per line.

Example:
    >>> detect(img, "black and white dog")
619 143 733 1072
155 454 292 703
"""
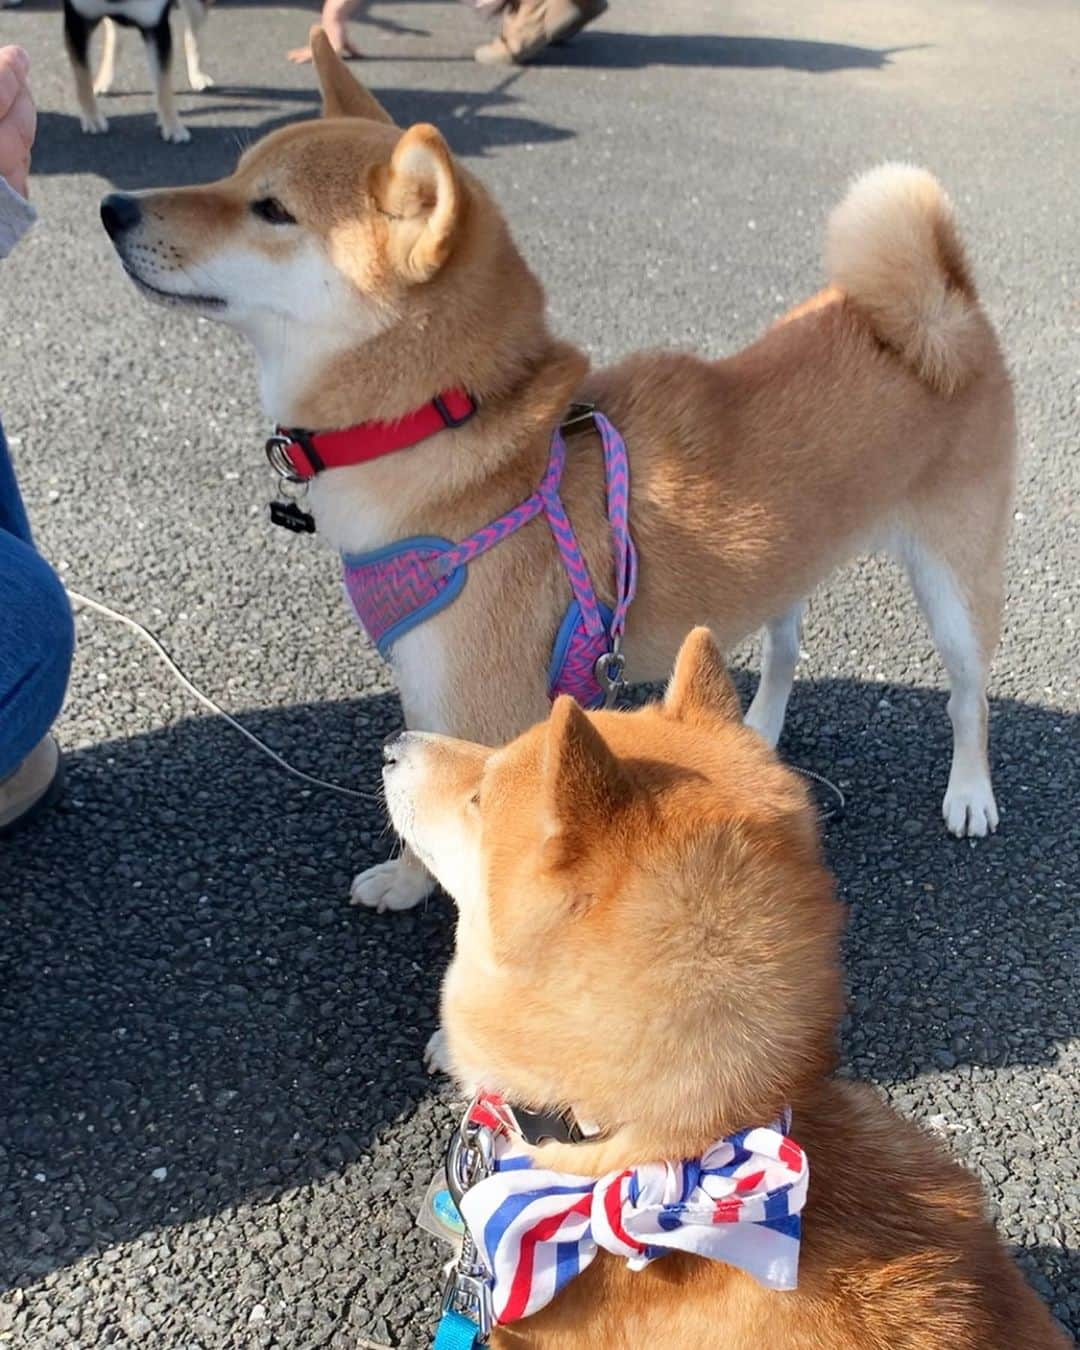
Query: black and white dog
63 0 214 143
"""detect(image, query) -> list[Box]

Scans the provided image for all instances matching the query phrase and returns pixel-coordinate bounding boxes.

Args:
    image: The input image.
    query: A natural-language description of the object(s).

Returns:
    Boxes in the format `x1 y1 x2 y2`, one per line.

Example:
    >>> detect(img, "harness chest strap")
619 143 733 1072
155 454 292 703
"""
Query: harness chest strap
339 411 636 708
266 395 638 709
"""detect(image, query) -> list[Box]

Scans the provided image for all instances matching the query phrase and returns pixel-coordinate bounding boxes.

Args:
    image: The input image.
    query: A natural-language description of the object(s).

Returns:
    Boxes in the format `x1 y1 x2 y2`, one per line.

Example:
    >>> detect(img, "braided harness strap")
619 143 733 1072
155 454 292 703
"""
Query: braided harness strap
340 411 637 707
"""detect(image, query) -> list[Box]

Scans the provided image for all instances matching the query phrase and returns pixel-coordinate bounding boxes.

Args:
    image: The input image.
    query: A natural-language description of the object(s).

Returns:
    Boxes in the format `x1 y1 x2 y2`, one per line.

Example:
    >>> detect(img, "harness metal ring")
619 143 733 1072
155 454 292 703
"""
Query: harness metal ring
265 435 306 485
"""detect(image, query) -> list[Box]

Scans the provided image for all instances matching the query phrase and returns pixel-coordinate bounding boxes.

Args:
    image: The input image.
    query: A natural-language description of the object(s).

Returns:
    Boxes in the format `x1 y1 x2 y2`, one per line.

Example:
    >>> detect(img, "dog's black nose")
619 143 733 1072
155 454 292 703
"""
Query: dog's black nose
100 193 142 240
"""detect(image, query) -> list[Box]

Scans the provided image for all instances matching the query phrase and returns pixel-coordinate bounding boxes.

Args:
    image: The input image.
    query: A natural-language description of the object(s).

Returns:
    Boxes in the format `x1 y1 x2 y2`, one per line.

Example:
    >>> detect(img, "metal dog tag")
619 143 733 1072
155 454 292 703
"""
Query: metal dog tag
417 1165 466 1255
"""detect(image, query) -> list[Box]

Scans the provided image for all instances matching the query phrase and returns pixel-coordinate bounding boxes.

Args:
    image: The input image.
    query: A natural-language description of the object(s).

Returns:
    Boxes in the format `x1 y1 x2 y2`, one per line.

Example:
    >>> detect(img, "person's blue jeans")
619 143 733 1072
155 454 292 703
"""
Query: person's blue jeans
0 419 74 779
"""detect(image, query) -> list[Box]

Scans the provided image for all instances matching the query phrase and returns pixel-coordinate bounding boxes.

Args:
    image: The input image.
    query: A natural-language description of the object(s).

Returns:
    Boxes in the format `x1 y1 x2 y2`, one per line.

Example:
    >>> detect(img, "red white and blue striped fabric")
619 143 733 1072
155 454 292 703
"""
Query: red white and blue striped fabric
458 1097 808 1327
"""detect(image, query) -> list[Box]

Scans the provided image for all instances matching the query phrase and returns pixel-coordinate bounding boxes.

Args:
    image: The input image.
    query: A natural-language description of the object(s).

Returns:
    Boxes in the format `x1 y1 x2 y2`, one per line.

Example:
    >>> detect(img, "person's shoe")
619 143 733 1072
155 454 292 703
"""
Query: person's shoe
0 735 64 838
547 0 607 45
474 0 607 65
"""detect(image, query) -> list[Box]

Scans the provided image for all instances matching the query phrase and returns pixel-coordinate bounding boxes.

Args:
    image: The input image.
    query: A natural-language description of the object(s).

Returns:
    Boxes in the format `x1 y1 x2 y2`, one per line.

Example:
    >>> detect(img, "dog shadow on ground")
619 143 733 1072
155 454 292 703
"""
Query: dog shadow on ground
0 689 451 1295
533 31 927 73
29 73 568 189
767 675 1075 1085
0 680 1074 1303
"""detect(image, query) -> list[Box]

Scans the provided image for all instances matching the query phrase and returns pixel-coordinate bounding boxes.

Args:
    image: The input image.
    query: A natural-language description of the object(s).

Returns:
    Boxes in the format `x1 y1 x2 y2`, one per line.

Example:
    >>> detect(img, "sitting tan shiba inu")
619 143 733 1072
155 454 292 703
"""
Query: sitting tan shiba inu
100 31 1015 916
382 629 1066 1349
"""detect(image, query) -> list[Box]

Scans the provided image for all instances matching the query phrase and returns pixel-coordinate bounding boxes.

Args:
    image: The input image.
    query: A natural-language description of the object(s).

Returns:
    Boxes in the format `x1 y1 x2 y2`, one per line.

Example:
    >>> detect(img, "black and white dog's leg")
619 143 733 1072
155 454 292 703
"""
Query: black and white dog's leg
178 0 214 91
93 17 119 96
63 2 107 133
143 15 190 143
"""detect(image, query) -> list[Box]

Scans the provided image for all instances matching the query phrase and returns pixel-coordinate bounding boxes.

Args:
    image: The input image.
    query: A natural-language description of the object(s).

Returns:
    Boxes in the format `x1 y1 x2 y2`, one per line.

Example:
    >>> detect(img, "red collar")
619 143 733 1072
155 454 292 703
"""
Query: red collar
265 388 476 482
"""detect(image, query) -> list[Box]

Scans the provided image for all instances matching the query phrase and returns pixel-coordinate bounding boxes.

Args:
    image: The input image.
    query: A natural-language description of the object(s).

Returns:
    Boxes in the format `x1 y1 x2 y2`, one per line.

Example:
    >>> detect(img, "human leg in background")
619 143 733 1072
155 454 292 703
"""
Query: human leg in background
288 0 366 63
474 0 608 66
0 420 74 834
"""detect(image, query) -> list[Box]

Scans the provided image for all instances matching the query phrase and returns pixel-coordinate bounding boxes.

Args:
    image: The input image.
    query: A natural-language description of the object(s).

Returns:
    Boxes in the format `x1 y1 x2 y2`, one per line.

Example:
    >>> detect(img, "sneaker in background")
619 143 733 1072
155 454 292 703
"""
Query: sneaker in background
0 734 64 838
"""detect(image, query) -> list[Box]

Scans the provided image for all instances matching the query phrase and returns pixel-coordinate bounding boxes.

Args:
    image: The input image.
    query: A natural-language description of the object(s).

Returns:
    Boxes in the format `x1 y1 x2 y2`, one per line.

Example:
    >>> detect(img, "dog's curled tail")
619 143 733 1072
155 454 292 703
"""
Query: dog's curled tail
826 164 982 396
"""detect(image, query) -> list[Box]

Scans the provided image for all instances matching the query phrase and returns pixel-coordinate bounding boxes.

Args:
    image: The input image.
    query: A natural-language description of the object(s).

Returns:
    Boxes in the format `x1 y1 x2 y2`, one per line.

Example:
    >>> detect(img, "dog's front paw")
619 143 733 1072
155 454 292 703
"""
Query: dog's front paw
349 857 435 913
189 71 215 92
424 1028 451 1075
80 112 109 134
943 775 999 838
160 120 192 144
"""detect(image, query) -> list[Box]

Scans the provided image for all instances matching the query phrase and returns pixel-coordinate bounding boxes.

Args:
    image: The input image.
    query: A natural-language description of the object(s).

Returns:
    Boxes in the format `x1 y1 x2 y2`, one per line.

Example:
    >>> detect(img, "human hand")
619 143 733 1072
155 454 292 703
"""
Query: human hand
0 46 36 199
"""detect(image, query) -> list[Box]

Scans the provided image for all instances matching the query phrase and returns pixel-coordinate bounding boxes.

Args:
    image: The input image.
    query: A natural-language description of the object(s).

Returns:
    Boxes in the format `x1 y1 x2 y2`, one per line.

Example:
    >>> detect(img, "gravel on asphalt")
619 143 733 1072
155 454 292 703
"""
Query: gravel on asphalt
0 1 1076 1345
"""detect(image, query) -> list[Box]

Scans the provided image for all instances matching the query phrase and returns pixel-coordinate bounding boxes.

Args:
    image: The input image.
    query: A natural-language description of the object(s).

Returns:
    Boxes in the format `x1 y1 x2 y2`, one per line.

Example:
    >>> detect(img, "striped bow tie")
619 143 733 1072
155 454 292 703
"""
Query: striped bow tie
458 1098 808 1327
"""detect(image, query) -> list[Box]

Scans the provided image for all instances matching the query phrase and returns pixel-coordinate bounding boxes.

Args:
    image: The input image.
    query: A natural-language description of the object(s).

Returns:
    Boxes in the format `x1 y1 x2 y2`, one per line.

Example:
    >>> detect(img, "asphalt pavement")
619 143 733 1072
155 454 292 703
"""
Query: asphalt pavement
0 0 1077 1345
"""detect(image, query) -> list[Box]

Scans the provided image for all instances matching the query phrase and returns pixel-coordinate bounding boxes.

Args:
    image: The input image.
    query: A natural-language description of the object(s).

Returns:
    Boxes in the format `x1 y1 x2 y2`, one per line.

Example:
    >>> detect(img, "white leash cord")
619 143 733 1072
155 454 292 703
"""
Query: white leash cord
67 587 379 803
66 587 845 819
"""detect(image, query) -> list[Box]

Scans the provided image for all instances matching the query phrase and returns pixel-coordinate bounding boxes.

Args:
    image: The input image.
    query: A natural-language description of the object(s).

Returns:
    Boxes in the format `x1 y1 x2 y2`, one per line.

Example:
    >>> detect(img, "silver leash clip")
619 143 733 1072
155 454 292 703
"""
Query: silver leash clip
441 1102 497 1341
441 1269 494 1341
594 635 627 708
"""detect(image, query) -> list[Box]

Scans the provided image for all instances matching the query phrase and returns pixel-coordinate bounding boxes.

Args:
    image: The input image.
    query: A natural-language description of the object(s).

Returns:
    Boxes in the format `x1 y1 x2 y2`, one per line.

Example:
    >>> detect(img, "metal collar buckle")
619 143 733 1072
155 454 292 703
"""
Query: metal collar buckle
265 433 306 485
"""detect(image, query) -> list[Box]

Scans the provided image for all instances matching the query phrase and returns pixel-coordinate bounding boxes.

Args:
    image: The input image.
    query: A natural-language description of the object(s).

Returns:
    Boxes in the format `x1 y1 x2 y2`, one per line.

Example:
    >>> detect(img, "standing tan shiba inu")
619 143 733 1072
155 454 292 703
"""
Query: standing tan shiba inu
381 629 1067 1349
99 30 1016 914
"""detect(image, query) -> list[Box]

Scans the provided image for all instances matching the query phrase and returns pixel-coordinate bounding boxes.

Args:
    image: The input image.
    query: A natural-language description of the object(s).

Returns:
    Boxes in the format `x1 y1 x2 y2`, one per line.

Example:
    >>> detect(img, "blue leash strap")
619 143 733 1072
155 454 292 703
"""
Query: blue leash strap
434 1309 485 1350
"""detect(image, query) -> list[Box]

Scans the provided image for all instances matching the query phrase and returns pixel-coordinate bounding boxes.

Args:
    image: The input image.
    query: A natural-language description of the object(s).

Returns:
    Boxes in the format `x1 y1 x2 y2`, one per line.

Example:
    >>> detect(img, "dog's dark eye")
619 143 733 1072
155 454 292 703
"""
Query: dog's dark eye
251 197 296 226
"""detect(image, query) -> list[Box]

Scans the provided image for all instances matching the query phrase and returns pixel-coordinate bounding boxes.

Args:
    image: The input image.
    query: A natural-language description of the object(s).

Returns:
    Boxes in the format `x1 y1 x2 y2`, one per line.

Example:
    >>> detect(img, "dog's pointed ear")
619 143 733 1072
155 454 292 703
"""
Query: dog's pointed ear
664 627 742 724
370 123 461 283
310 27 396 123
542 698 633 869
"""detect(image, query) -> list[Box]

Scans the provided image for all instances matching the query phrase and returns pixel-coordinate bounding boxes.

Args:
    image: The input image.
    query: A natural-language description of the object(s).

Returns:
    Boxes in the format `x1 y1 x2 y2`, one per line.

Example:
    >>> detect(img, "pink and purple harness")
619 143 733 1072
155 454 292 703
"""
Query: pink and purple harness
269 400 638 709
